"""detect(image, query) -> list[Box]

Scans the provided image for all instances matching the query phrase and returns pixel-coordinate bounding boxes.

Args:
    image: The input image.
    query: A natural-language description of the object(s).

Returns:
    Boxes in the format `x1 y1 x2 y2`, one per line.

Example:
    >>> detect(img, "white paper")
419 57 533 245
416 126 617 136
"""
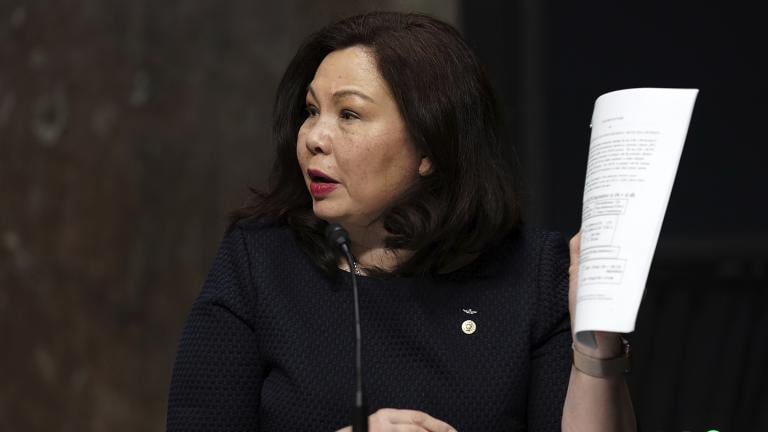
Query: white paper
574 87 698 347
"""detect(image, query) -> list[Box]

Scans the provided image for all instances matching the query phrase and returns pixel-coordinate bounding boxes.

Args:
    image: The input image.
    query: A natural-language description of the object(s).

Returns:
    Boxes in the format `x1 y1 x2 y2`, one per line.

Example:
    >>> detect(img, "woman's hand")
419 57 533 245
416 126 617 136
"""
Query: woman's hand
336 408 457 432
568 233 622 358
563 233 637 431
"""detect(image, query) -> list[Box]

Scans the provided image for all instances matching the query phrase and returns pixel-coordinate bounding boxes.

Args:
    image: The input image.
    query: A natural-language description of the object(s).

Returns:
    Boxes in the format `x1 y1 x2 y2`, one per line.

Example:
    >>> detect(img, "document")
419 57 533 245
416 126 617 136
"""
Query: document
574 88 698 347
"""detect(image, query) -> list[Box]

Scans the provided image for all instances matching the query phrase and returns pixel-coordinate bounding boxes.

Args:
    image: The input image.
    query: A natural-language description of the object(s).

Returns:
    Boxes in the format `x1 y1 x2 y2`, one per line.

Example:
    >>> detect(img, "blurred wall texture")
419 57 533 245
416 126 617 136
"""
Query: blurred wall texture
0 1 457 430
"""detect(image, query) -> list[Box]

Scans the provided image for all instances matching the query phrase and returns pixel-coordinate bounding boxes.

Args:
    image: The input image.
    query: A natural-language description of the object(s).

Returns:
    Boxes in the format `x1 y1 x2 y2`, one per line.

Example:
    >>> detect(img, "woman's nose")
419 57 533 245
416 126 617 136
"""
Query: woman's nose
304 117 332 155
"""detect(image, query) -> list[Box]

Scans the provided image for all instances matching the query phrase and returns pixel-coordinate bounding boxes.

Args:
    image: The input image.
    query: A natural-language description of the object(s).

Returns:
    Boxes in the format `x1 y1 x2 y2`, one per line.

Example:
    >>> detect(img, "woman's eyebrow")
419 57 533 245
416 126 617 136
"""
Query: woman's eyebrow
332 89 375 103
306 85 375 104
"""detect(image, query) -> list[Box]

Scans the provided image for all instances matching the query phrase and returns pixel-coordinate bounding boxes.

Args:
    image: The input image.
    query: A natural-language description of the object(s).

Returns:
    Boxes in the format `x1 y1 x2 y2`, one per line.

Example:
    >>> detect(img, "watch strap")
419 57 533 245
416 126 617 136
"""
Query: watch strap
572 337 631 378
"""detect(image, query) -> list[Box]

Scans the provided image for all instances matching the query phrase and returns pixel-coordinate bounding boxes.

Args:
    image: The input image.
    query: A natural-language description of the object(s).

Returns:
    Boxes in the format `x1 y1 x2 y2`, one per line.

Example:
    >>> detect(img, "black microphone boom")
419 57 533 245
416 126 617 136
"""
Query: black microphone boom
325 223 368 432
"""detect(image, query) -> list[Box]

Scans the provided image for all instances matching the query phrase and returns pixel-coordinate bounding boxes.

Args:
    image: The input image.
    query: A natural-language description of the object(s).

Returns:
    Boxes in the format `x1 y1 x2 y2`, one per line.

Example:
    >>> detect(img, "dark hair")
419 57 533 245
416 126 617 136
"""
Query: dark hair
232 11 521 276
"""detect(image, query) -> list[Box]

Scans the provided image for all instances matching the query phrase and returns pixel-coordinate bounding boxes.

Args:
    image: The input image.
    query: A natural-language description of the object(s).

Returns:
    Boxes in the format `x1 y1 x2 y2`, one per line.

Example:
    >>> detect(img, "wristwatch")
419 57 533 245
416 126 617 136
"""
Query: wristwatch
572 336 631 378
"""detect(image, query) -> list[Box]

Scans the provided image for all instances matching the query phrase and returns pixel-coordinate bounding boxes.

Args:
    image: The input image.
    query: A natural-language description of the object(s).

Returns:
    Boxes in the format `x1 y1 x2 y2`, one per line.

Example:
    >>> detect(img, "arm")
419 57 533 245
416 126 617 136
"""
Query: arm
167 228 263 432
561 234 637 432
562 334 636 432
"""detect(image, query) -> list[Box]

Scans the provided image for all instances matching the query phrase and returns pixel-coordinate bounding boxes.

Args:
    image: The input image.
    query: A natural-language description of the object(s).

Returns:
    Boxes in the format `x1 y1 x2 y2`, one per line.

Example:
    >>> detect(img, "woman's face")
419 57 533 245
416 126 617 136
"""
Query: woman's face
296 46 431 229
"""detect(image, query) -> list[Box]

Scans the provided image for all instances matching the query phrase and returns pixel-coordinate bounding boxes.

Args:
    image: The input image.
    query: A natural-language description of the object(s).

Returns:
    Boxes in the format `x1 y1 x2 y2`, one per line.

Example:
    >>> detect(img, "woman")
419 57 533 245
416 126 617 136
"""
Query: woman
167 11 636 431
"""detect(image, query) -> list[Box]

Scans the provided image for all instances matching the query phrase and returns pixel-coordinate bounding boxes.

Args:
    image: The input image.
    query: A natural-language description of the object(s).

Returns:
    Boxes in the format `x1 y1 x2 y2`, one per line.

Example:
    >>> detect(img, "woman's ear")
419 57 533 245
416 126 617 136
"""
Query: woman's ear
418 156 433 176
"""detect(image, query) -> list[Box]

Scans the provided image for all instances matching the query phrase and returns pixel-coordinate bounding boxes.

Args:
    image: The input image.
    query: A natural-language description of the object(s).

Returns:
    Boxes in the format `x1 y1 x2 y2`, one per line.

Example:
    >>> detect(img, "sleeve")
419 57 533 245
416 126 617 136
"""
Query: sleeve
166 227 263 432
526 231 573 431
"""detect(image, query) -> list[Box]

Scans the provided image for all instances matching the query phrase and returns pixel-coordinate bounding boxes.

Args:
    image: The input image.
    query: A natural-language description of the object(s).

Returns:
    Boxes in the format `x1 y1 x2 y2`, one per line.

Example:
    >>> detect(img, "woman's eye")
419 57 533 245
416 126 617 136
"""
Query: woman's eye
340 110 360 120
305 105 319 117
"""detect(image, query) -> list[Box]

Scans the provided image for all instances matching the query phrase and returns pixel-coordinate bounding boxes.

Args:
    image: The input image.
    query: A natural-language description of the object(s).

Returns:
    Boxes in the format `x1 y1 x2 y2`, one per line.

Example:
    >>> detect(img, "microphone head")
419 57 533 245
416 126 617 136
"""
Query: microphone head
325 223 350 249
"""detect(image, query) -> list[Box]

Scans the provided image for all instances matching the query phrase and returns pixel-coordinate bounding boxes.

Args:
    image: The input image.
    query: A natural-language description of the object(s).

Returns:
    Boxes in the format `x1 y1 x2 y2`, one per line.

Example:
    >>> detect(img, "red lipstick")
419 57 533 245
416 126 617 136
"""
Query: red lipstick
307 169 339 198
310 182 338 197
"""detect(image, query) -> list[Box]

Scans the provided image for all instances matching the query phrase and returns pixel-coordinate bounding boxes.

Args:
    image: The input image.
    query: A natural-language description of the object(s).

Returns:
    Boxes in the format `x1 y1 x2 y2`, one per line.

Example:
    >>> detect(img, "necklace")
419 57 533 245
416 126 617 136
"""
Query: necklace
352 261 363 276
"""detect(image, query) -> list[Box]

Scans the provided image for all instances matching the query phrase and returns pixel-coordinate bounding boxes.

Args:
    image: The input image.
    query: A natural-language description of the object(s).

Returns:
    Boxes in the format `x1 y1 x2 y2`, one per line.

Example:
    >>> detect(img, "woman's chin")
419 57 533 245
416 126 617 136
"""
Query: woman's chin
311 202 345 225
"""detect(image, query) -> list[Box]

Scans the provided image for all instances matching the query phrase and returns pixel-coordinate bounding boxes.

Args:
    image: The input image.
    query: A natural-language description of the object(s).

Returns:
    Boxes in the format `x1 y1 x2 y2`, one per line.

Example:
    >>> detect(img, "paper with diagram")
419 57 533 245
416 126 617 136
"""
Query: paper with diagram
574 88 698 347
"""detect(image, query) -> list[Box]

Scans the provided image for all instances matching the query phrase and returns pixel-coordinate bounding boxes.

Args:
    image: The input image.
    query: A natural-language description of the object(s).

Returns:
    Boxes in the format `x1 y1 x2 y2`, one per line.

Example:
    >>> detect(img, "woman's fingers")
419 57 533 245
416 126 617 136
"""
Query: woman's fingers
389 426 431 432
568 232 581 320
338 408 457 432
568 232 581 276
398 409 456 431
371 408 457 432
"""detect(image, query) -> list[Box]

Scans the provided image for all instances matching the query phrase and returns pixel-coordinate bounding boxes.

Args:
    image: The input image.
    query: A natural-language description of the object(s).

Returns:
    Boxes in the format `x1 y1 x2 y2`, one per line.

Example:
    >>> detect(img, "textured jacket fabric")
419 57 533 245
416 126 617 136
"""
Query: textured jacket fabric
167 218 572 431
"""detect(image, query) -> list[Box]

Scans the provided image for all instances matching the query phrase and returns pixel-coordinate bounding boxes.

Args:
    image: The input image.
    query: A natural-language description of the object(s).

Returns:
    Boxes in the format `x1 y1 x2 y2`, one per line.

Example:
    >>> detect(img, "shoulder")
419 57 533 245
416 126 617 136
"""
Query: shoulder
518 225 569 250
490 225 569 271
231 214 286 235
229 216 295 251
218 216 294 265
201 216 311 304
444 225 568 280
227 215 321 279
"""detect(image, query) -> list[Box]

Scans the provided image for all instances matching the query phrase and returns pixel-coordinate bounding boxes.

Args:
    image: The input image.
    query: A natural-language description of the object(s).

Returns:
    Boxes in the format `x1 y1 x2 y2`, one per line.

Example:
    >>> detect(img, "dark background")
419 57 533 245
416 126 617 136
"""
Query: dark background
1 1 765 431
465 1 768 430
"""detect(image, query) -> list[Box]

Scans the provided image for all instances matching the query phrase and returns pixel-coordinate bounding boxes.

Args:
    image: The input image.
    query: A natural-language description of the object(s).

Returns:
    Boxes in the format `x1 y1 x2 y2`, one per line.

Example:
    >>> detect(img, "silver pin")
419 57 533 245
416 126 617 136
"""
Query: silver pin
462 308 477 315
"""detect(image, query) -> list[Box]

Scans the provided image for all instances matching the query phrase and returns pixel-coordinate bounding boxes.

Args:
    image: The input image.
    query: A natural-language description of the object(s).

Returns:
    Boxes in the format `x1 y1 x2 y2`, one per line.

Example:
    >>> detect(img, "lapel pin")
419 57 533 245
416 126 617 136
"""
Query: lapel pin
461 319 477 335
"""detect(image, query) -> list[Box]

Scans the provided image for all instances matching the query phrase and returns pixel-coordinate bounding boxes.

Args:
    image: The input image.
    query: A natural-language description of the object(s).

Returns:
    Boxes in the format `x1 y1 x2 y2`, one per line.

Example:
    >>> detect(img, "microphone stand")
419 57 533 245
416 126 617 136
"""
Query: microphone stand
326 224 368 432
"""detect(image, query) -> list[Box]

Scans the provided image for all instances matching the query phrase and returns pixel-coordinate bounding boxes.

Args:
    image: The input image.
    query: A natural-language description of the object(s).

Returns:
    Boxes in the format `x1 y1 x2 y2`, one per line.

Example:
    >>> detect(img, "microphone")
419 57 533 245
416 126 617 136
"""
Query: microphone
325 223 368 432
